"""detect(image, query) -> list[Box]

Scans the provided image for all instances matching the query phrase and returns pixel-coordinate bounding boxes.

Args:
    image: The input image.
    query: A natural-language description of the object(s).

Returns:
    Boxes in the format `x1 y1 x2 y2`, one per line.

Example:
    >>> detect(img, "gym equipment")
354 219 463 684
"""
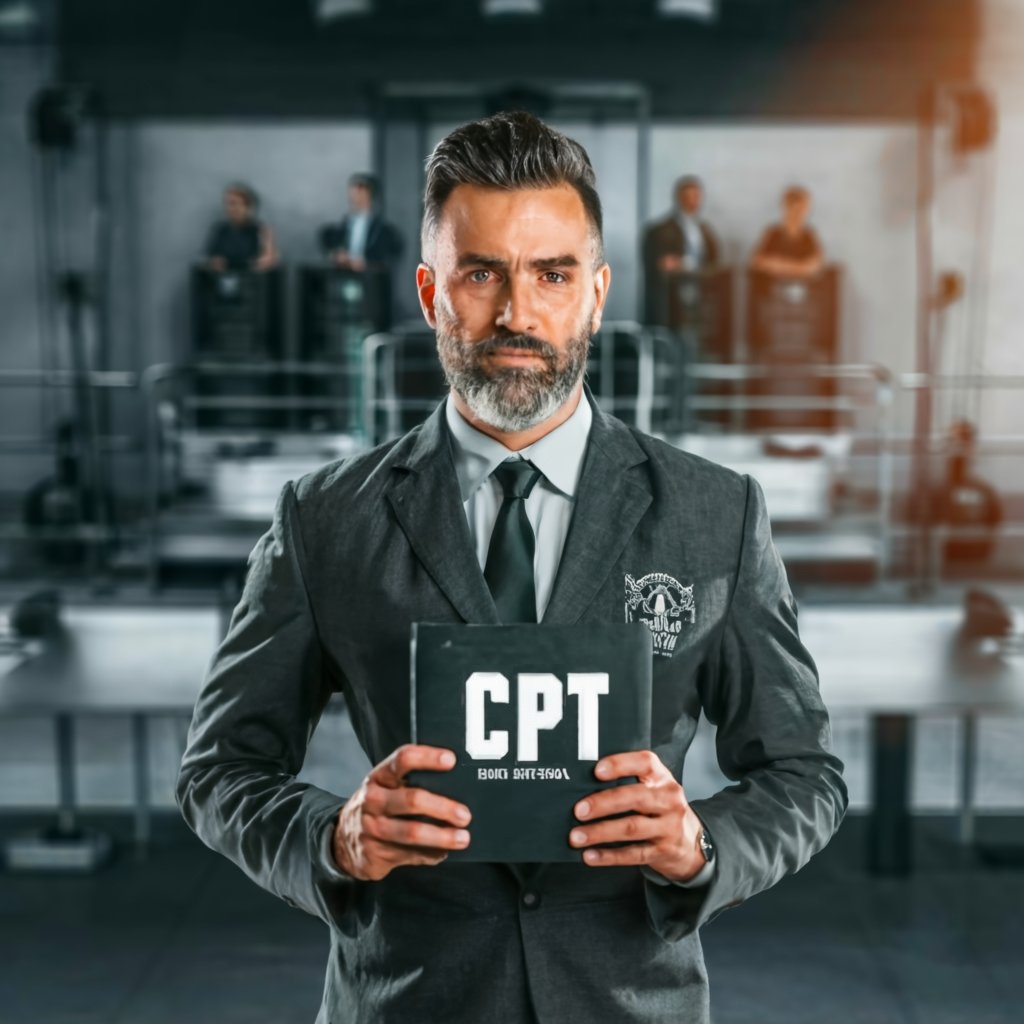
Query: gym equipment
744 266 841 431
190 266 286 430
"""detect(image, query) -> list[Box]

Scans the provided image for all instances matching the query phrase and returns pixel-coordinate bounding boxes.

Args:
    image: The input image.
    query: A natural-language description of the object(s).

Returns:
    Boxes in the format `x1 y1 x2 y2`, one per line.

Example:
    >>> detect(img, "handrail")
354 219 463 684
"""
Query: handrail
0 369 138 389
654 356 896 579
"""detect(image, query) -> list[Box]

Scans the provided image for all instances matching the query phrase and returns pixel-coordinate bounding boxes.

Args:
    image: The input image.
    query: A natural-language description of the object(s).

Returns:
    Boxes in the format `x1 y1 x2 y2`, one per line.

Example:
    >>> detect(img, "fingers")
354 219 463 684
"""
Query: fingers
365 813 470 852
578 842 658 868
360 836 450 872
365 781 471 829
591 750 673 784
570 812 662 853
371 744 457 789
574 782 667 822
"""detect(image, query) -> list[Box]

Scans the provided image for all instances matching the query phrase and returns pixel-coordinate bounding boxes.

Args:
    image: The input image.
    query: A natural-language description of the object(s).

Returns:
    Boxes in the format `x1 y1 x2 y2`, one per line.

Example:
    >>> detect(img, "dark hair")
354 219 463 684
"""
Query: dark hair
783 185 810 206
348 172 379 199
225 181 259 212
421 110 604 265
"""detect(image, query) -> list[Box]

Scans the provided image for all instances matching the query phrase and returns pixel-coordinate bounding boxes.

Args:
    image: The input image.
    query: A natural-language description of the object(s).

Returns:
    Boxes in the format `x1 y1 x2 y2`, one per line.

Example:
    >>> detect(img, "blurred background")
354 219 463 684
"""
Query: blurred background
1 1 1022 1021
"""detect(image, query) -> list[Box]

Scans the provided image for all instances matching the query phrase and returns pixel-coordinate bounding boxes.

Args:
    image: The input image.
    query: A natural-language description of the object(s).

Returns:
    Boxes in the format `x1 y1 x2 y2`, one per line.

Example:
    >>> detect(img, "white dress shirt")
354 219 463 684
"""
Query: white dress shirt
444 388 715 889
677 212 706 270
445 388 591 622
347 211 371 260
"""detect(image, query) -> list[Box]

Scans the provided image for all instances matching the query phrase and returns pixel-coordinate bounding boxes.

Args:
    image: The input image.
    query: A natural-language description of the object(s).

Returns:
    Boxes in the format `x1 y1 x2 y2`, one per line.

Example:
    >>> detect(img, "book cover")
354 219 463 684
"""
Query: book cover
407 622 653 862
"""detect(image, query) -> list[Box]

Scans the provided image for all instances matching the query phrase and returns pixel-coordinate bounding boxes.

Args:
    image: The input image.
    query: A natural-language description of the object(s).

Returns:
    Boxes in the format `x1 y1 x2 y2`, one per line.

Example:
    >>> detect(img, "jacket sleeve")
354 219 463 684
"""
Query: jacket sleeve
644 474 849 940
175 480 357 924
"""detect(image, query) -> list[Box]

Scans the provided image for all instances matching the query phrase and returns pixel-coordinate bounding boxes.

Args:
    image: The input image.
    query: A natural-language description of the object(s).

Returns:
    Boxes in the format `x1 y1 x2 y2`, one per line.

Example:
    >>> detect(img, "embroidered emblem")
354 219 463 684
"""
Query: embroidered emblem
624 572 695 657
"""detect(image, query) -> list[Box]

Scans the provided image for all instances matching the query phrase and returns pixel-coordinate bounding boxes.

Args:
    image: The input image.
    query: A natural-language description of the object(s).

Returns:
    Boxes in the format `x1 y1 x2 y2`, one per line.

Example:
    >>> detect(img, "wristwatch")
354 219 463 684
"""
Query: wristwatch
697 826 715 865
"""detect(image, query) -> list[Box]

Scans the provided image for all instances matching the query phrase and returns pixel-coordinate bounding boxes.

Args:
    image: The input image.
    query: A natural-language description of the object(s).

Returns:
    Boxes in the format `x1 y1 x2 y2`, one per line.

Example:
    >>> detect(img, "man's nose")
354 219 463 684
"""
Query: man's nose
495 278 538 336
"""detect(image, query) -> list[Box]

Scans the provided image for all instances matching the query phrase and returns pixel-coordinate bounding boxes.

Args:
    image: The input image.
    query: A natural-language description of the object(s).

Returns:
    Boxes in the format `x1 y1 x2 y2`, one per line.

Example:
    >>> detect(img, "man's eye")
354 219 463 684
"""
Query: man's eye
469 270 492 283
543 271 567 284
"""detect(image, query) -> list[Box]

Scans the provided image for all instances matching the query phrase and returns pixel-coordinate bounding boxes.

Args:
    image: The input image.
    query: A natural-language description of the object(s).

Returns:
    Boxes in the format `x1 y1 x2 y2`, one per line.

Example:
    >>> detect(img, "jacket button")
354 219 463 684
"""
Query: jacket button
522 891 539 908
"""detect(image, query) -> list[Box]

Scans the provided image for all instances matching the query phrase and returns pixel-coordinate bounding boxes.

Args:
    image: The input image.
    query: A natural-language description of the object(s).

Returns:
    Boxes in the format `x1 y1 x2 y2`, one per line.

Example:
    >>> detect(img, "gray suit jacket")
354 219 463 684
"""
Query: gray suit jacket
177 387 848 1023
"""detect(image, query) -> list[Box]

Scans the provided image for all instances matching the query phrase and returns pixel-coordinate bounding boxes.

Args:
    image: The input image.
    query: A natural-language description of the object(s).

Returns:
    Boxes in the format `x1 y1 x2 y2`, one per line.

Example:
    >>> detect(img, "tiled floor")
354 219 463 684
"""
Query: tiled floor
1 812 1021 1024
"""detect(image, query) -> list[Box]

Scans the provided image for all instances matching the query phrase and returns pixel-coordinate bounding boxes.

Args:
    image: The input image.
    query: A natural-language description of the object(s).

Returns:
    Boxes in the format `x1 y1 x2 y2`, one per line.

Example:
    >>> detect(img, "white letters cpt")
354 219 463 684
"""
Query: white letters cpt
464 671 609 762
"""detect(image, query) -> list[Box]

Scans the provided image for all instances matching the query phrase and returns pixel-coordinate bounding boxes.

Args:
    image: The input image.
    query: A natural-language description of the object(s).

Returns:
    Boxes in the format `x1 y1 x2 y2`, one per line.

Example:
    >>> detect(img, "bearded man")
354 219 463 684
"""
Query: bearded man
177 111 847 1024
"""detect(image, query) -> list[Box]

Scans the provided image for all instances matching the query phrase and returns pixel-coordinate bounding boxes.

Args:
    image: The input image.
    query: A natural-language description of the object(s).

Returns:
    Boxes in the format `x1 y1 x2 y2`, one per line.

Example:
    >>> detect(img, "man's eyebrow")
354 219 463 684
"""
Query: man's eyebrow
455 253 581 270
531 254 580 270
456 253 506 270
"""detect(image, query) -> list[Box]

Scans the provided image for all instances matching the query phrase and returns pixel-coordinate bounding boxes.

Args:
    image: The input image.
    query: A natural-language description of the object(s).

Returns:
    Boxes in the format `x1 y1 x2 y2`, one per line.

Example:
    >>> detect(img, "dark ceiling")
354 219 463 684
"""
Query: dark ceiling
57 0 981 120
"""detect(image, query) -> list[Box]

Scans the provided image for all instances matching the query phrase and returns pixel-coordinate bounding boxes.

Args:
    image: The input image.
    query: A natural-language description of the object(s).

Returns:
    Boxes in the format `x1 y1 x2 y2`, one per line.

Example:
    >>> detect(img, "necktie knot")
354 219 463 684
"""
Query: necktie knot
493 459 541 501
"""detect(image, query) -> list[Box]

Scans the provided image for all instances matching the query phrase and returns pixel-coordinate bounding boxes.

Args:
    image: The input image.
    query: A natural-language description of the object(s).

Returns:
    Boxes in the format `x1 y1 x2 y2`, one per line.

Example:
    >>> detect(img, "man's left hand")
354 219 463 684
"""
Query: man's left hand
570 750 706 883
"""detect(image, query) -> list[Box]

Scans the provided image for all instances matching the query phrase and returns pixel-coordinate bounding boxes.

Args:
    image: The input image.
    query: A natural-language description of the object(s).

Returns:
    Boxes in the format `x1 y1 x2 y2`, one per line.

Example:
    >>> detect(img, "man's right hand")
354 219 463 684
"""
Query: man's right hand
331 744 471 881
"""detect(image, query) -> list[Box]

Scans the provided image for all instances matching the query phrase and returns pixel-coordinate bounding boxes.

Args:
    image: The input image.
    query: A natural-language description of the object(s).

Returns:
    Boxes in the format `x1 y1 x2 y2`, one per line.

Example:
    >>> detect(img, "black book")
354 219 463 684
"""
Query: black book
408 622 653 862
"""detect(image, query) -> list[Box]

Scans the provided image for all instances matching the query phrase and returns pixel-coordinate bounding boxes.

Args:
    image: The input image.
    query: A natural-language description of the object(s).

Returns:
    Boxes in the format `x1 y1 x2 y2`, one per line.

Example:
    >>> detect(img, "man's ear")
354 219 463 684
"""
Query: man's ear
590 261 612 335
416 264 438 329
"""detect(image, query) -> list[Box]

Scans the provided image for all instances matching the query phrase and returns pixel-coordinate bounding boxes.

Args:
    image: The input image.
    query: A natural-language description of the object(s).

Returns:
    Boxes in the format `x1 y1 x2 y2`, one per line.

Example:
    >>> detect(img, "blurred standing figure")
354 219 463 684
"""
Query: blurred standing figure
203 182 279 273
319 173 404 329
643 175 720 323
750 185 824 279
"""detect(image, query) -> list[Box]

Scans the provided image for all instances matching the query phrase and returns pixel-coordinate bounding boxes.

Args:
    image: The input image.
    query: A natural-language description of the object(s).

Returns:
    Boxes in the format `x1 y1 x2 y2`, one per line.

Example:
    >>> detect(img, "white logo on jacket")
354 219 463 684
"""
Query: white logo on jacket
624 572 695 657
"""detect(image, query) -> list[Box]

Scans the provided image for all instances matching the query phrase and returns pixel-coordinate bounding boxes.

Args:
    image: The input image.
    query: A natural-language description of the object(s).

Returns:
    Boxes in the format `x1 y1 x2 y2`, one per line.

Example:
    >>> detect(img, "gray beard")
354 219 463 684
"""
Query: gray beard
436 324 592 433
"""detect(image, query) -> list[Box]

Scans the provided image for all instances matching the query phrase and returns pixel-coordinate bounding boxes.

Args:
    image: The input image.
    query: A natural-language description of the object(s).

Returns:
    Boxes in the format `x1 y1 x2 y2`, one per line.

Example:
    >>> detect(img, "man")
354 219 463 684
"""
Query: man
177 112 847 1023
319 172 404 330
642 175 721 325
750 185 825 279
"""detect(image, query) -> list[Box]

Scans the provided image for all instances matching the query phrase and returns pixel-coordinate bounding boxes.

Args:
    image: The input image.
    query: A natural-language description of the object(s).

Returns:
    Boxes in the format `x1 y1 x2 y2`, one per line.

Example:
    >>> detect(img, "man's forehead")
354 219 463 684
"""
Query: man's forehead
443 183 588 229
437 183 594 257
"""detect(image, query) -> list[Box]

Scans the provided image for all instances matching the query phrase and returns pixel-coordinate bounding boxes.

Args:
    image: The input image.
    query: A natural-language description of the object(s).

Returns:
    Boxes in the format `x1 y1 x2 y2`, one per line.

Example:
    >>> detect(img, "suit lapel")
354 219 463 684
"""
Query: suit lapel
542 389 652 625
385 403 499 625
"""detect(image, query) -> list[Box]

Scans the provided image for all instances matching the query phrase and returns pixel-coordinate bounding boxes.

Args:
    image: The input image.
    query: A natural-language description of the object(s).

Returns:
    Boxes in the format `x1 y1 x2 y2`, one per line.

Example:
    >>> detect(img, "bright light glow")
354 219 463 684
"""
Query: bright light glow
657 0 717 21
0 2 39 29
314 0 372 21
482 0 544 15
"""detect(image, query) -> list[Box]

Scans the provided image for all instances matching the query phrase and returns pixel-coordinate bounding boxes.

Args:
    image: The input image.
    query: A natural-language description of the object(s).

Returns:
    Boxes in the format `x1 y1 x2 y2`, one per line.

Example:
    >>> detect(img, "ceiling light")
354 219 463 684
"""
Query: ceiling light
312 0 372 23
657 0 717 21
482 1 544 15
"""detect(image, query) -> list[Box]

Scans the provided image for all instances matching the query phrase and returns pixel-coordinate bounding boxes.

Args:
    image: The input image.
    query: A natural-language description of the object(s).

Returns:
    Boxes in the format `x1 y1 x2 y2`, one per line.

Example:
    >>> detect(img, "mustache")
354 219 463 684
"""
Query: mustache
473 334 558 360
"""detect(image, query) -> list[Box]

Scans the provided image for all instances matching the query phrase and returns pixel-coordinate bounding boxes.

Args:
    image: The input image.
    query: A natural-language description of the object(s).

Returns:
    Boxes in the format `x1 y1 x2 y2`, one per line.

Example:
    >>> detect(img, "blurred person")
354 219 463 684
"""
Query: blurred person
643 175 721 324
319 172 404 328
203 182 279 273
319 172 403 274
750 185 824 279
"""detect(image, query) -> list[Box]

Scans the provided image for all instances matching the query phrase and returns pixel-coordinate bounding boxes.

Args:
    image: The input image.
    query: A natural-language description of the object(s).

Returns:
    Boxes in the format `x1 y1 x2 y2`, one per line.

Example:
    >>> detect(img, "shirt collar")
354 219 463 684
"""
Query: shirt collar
445 388 592 502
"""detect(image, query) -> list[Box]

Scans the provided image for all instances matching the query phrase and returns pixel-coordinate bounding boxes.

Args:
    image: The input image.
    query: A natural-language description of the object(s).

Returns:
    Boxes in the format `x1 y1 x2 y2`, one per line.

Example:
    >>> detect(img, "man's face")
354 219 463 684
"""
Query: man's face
348 184 372 212
417 183 610 433
677 184 702 215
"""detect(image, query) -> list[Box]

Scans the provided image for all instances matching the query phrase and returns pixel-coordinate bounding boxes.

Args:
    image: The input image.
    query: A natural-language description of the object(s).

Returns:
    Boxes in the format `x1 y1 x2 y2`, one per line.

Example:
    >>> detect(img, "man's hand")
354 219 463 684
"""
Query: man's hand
331 744 471 881
332 250 351 268
569 750 706 883
658 253 683 273
348 255 367 272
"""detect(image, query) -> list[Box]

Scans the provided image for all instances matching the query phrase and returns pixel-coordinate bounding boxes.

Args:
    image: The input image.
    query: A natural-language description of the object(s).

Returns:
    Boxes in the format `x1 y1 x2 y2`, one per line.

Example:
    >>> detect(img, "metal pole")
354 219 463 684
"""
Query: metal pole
910 89 937 595
55 713 77 836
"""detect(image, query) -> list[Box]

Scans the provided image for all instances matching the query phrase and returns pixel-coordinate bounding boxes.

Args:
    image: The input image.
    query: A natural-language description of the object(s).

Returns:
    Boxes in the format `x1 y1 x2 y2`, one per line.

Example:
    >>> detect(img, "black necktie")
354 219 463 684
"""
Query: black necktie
484 459 542 623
